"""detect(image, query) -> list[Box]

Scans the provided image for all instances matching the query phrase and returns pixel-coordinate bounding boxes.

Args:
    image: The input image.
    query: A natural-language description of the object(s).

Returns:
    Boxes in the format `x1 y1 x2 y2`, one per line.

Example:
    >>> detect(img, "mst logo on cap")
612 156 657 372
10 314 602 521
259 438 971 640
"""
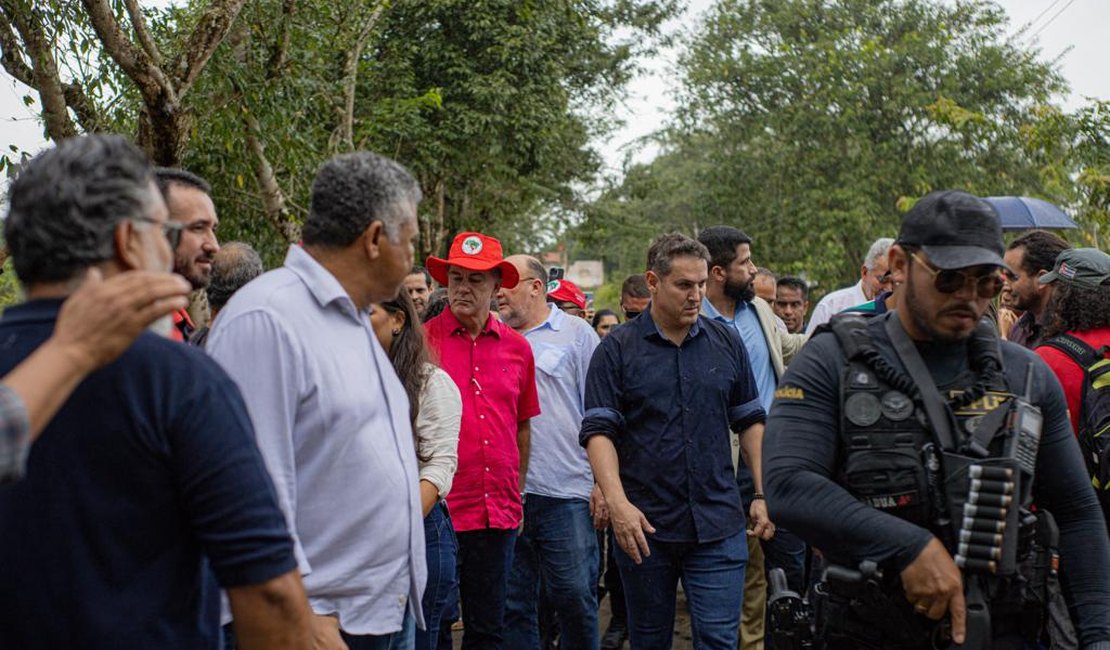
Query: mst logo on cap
461 236 484 255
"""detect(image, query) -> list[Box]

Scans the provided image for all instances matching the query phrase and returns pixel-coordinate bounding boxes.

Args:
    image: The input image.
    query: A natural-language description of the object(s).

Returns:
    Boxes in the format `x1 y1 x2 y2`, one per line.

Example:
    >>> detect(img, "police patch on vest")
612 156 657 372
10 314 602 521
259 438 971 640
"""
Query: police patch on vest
880 391 914 421
846 392 882 426
775 386 804 400
951 390 1013 416
865 490 919 510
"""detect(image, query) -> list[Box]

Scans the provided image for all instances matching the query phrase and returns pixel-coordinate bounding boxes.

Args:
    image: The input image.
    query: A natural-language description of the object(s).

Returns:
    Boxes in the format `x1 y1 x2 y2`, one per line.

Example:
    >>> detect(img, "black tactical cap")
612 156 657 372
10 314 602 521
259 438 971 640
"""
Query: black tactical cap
896 190 1006 270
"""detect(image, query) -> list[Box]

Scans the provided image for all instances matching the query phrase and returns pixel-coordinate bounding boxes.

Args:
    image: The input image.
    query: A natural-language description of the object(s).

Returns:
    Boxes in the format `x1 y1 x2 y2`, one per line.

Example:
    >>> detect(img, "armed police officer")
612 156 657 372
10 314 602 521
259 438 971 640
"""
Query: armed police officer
763 190 1110 650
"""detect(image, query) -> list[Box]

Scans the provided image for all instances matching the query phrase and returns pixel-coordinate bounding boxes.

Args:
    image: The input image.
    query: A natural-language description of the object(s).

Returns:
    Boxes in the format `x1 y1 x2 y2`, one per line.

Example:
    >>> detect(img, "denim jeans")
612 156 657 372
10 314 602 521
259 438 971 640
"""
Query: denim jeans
456 527 517 650
416 502 458 650
614 530 747 650
505 494 599 650
341 612 415 650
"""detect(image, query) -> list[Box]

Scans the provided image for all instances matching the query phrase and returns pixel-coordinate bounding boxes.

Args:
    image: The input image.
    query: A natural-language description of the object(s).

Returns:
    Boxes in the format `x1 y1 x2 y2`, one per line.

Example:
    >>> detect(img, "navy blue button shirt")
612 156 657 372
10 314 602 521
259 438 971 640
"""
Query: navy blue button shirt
0 300 297 649
580 306 765 543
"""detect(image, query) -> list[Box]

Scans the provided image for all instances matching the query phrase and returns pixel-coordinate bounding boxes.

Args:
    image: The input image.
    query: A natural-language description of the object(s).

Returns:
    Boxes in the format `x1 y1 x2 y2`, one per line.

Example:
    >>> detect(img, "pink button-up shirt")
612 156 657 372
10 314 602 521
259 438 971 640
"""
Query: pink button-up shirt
425 309 541 531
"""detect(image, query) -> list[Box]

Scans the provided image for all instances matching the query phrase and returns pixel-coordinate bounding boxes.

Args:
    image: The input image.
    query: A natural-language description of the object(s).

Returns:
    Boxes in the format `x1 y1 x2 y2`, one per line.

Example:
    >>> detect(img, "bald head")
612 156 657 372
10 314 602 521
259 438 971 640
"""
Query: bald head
498 254 550 331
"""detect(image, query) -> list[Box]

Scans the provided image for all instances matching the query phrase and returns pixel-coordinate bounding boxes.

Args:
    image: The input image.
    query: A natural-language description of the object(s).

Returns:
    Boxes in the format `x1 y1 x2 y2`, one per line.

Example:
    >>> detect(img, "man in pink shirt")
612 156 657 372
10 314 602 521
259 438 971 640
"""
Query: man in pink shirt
424 232 541 650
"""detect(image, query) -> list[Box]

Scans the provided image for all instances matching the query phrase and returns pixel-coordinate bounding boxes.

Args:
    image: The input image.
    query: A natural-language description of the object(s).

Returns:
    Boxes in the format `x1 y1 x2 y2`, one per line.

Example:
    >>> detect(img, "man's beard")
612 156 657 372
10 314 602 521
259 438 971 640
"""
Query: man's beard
176 255 212 290
724 277 756 303
905 272 973 344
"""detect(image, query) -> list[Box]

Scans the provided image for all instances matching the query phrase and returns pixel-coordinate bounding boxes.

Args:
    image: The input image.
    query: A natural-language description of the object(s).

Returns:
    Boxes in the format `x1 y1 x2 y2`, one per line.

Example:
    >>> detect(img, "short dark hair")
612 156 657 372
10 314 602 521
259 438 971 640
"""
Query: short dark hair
409 265 432 286
207 242 264 309
422 288 449 323
154 167 212 196
1007 230 1070 275
776 276 808 299
646 233 711 277
4 134 157 285
621 274 650 299
302 151 422 248
697 226 752 272
1042 280 1110 339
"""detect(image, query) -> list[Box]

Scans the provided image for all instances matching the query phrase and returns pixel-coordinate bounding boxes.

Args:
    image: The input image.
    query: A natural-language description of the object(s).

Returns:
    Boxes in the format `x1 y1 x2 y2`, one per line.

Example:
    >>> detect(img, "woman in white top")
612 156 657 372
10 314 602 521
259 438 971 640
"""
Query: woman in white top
370 291 462 650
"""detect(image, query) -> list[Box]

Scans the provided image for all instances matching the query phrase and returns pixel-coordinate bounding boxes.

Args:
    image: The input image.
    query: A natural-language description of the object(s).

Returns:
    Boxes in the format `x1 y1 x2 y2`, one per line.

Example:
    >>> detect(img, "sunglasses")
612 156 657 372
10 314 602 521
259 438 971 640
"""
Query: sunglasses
623 310 641 321
131 216 185 250
910 252 1004 299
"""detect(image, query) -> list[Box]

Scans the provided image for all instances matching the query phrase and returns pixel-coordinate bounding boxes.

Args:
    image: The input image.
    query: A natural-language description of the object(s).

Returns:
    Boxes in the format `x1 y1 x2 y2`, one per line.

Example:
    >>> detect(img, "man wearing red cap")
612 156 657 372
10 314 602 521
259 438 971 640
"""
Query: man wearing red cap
548 279 588 318
424 232 542 650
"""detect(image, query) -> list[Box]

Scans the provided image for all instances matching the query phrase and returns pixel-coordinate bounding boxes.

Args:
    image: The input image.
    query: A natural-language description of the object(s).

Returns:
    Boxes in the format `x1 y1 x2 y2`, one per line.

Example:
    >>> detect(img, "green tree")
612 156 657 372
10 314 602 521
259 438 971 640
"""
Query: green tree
579 0 1074 295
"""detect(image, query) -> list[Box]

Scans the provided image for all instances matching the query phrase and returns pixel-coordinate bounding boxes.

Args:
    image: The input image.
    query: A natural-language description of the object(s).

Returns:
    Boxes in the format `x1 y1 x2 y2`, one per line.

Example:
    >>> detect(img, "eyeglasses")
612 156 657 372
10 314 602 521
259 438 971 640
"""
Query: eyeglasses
910 252 1004 299
131 217 185 250
623 310 641 321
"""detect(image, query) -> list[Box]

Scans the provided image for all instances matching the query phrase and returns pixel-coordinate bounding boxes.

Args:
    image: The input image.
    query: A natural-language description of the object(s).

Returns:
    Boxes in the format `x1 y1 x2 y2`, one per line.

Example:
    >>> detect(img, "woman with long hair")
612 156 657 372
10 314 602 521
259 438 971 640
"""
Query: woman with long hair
370 290 461 650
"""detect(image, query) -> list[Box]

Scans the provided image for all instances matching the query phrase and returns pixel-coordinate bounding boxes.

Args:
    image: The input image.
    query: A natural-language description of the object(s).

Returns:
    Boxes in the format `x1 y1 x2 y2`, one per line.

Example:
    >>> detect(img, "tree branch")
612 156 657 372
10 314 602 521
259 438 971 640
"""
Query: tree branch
0 9 33 86
266 0 296 76
0 0 77 140
80 0 175 104
170 0 248 96
122 0 162 66
332 1 385 151
242 107 299 243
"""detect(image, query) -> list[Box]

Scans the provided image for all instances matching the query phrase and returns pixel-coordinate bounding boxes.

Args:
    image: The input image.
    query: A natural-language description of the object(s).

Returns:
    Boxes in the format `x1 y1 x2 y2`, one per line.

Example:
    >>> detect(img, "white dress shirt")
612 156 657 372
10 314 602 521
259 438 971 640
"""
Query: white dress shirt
803 280 868 336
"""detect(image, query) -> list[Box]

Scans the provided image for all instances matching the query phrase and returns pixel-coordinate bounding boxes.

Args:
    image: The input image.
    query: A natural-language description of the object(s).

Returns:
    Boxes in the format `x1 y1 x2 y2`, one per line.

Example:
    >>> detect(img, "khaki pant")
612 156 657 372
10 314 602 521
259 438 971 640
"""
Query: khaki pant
740 534 766 650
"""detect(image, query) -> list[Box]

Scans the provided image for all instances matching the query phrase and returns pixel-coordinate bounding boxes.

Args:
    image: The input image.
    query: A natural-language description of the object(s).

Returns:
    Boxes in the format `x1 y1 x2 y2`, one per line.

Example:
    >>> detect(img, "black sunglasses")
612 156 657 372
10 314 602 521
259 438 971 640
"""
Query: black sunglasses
131 216 185 250
623 309 641 321
910 252 1004 299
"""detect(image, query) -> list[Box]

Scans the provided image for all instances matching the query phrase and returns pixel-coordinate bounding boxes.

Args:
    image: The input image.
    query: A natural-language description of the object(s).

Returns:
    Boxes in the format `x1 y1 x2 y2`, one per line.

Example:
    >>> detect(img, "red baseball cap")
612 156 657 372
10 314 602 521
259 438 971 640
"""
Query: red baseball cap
426 232 520 289
547 279 586 310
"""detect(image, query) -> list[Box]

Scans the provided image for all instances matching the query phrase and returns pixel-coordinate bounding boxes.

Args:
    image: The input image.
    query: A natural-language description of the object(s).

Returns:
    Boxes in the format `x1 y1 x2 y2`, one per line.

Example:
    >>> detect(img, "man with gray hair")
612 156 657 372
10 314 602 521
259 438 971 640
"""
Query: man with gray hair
0 134 311 649
208 151 427 649
190 242 264 348
804 237 894 335
581 232 767 649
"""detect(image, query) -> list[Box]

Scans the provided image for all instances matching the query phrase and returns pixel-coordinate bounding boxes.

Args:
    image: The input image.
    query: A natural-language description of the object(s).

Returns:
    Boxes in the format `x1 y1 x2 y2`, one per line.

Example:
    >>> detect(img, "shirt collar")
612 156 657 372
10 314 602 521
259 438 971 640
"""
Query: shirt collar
527 303 564 334
639 303 702 342
701 296 749 323
284 245 363 320
441 305 503 339
0 298 64 326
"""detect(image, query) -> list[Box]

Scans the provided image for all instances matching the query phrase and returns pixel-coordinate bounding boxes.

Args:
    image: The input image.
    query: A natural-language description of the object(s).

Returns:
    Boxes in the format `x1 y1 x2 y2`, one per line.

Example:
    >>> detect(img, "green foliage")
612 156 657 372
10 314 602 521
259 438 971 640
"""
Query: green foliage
578 0 1085 297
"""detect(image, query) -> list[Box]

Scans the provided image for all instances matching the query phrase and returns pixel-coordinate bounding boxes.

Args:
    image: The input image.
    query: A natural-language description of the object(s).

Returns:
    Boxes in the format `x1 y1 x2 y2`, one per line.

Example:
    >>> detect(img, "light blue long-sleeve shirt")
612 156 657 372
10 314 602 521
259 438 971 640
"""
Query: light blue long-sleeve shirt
522 305 600 501
207 245 426 635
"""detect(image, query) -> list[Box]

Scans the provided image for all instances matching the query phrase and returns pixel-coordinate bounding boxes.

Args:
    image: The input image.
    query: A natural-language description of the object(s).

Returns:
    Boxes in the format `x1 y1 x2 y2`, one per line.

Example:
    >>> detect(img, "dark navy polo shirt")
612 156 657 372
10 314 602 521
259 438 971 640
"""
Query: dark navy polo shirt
580 306 766 543
0 300 297 649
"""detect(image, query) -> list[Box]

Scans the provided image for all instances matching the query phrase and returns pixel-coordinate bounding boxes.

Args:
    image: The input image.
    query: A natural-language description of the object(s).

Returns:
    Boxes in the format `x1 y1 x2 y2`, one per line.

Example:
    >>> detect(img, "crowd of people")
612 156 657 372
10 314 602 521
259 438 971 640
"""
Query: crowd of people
1 134 1109 650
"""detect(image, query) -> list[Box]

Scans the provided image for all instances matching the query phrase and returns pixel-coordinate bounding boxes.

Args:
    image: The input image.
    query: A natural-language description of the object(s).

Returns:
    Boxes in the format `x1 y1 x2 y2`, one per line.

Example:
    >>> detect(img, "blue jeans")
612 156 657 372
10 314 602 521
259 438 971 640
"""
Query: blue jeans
456 527 517 650
416 502 458 650
505 494 599 650
614 530 747 650
341 613 415 650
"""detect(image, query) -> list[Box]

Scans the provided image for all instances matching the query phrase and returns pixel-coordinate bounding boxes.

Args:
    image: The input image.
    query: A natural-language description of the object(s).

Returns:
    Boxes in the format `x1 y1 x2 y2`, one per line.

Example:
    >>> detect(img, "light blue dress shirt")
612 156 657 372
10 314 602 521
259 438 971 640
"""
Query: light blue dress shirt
207 245 426 635
522 305 600 501
702 298 777 412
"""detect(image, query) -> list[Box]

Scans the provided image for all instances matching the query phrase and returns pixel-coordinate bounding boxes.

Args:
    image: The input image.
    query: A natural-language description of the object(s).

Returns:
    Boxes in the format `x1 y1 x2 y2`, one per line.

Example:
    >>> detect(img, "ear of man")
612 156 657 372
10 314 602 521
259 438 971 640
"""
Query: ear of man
361 221 386 261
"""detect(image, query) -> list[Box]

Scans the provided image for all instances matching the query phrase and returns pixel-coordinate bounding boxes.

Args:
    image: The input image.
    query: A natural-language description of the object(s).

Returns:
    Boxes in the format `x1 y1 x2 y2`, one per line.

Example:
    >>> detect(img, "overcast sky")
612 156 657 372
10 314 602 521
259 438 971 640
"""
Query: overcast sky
598 0 1109 175
1 0 1105 177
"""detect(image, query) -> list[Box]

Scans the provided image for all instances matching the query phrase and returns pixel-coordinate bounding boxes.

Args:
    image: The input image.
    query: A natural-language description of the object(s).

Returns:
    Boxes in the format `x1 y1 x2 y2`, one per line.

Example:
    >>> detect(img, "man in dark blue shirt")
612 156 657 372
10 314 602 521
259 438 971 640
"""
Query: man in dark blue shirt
581 233 767 650
0 134 312 649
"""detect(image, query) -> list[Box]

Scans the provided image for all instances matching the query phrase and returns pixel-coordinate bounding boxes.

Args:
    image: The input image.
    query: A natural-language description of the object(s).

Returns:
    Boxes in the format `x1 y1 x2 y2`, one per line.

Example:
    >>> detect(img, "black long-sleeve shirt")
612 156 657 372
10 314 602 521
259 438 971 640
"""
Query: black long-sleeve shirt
764 312 1110 646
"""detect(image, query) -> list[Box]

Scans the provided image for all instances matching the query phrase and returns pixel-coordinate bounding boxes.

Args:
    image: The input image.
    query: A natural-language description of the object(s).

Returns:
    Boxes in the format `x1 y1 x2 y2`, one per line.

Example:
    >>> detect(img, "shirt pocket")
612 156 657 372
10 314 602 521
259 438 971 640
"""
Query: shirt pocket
534 346 570 380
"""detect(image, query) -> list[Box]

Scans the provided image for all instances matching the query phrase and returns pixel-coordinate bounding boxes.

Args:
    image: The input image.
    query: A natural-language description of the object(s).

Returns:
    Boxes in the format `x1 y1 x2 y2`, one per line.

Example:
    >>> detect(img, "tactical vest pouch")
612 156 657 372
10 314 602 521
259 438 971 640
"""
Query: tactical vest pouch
842 447 930 527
